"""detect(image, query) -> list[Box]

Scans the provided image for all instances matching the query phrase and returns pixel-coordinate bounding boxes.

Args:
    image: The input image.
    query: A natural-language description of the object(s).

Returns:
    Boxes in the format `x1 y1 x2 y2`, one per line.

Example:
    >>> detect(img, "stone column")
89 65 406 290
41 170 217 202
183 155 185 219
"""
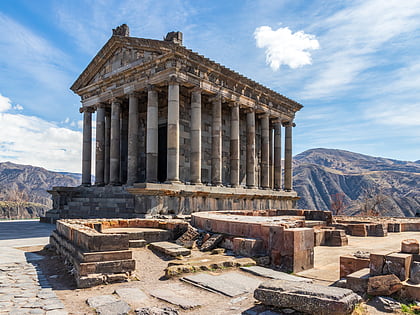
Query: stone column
284 121 295 191
261 114 270 189
246 109 256 188
274 120 282 190
104 110 111 184
81 107 93 186
211 94 222 186
269 123 274 188
110 99 121 185
230 103 240 187
190 88 202 184
127 93 139 185
146 86 158 182
166 76 180 183
95 104 105 186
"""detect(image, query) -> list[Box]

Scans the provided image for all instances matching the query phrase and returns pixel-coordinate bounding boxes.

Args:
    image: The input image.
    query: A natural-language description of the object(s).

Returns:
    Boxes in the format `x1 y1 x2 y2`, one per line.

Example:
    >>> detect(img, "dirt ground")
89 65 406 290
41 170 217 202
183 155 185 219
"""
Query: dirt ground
21 245 275 315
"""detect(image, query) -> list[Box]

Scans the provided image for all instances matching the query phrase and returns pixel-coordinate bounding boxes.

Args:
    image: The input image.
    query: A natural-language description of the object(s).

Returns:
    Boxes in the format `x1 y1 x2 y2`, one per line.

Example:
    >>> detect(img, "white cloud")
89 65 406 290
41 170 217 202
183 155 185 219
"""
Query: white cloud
14 104 23 111
254 26 319 71
0 111 83 173
0 93 12 112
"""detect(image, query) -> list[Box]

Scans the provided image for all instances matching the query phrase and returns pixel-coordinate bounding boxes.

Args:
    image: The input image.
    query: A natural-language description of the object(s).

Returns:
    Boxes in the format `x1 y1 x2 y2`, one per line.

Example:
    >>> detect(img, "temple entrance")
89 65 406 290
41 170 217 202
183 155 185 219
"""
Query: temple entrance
158 124 167 182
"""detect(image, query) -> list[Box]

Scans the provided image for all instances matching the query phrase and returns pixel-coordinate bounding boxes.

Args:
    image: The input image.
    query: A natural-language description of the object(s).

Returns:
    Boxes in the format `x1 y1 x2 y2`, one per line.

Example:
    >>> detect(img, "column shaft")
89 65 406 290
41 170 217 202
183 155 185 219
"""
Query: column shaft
110 100 121 185
167 81 180 183
230 104 240 187
284 122 293 191
146 88 158 182
95 106 105 185
127 94 139 185
211 95 222 186
246 110 256 188
274 121 282 189
269 124 274 188
261 115 270 189
190 89 202 184
81 108 92 186
104 111 111 184
120 110 128 184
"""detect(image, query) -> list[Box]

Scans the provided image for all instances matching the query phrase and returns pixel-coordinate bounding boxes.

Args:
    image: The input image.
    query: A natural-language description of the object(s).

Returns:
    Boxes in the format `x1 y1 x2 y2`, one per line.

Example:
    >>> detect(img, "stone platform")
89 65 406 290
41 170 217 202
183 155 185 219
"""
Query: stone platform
44 184 298 221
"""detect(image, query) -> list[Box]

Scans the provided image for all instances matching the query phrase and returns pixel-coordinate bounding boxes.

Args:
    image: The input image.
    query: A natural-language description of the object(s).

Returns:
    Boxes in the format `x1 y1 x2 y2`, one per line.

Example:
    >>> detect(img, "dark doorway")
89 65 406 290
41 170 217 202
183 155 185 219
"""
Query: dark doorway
158 124 167 183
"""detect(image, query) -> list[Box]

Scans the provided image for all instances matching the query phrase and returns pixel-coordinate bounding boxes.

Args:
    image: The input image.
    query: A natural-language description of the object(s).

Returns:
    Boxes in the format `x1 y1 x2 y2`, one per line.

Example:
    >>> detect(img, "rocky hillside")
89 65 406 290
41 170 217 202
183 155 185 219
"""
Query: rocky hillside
293 149 420 217
0 162 80 218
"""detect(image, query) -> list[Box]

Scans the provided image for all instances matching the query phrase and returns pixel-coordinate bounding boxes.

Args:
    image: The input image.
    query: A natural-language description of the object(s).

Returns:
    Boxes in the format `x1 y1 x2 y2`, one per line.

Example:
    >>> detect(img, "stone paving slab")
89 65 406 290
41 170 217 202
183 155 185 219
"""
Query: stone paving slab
182 271 262 297
149 241 191 257
241 266 312 282
148 283 201 309
114 287 148 307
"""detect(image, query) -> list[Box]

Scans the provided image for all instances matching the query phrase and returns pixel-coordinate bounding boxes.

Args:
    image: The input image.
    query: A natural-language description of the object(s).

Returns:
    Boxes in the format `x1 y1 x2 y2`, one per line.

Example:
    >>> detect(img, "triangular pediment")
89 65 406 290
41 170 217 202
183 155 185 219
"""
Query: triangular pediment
71 36 172 93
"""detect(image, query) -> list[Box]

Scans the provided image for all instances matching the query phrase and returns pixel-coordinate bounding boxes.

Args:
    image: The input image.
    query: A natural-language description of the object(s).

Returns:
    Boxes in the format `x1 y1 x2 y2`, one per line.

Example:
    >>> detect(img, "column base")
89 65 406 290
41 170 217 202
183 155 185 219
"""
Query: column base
110 182 122 186
247 185 257 189
191 181 203 185
95 182 105 187
165 180 181 185
81 183 91 187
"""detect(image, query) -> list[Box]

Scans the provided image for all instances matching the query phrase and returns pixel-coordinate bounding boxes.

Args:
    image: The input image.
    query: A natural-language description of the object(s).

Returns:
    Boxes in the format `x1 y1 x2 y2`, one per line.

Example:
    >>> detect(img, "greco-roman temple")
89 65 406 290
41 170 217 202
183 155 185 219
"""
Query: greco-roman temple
46 24 303 221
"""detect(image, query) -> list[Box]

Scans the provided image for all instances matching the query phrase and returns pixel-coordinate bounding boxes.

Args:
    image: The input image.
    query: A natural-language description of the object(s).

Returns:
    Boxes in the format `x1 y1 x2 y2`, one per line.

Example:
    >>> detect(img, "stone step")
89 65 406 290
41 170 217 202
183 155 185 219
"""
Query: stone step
149 241 191 257
102 228 171 243
241 266 312 282
346 268 370 294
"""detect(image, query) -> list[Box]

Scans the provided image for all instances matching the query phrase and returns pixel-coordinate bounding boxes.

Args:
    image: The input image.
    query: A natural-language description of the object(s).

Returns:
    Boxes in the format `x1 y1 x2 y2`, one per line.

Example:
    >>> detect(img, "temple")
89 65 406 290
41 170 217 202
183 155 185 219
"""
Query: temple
46 24 303 220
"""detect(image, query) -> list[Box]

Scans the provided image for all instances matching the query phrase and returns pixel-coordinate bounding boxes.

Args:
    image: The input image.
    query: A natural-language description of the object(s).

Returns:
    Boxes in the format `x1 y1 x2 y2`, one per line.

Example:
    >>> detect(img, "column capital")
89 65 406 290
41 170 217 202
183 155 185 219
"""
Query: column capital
243 107 255 114
128 91 142 98
191 86 202 93
109 97 123 106
271 117 282 124
147 84 156 92
282 120 296 127
94 102 108 110
168 73 179 84
257 113 270 119
226 101 240 108
79 106 95 114
209 92 222 103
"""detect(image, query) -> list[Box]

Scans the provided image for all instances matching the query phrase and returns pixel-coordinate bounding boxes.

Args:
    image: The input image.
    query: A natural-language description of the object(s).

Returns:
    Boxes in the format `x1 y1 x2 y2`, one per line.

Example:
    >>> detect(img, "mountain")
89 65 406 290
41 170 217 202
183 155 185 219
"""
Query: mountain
0 161 80 218
293 149 420 217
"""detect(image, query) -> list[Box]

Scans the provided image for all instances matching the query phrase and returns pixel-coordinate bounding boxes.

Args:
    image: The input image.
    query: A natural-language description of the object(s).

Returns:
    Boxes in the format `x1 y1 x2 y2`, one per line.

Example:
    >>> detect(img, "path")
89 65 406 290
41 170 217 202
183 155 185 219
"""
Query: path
0 220 67 315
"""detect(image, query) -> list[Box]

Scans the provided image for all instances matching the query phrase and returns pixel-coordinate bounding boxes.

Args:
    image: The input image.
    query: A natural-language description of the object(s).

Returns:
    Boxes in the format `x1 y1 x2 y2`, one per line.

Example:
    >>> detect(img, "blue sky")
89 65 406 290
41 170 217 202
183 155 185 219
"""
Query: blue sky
0 0 419 173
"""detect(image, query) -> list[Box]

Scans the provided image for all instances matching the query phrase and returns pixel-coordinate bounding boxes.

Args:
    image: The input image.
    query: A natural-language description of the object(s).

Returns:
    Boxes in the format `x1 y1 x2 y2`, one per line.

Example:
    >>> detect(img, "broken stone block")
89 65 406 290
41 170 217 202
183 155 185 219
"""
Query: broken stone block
135 307 179 315
254 279 362 315
95 300 130 315
401 239 419 254
410 261 420 284
368 296 401 313
200 234 223 251
340 255 370 278
233 237 263 257
346 268 370 294
383 253 412 281
175 225 199 248
369 251 392 276
367 274 402 296
149 241 191 257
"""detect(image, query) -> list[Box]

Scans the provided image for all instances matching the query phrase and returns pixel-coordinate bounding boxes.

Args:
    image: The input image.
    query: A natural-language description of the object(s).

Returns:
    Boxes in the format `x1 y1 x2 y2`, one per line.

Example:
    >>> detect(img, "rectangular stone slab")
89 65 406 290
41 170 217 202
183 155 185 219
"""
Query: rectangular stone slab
182 272 261 297
241 266 312 282
254 279 362 315
149 241 191 257
148 286 201 309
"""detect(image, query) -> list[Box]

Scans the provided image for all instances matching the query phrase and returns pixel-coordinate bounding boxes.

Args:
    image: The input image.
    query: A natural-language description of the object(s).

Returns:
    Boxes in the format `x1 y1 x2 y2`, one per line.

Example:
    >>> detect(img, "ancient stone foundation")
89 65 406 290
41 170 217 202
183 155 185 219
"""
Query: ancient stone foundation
45 184 297 221
50 218 188 288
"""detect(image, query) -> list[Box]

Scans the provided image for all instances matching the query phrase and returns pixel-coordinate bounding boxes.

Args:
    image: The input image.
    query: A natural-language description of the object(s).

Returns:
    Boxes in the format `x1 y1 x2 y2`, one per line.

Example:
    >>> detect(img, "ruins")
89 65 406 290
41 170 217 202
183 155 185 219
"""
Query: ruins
44 24 303 221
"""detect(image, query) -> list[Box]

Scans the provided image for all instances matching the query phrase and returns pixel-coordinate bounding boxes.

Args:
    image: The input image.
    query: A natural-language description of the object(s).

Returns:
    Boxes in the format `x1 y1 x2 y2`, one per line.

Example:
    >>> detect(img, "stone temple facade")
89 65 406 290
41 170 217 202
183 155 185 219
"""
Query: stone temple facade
46 24 303 220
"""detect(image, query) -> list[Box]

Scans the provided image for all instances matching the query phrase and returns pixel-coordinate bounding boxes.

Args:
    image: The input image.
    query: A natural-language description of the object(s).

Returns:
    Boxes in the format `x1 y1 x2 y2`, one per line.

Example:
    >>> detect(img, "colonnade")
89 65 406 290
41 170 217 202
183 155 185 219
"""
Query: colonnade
80 82 295 191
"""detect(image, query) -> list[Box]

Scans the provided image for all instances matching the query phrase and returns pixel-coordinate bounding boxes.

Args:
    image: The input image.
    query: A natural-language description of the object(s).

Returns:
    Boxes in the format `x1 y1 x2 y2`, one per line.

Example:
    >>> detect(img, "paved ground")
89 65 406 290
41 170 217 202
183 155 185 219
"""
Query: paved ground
0 220 66 315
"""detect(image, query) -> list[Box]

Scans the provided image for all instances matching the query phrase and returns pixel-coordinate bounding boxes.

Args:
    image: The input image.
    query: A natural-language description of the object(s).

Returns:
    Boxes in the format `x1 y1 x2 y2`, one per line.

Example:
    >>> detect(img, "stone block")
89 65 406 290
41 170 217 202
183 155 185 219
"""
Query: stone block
410 261 420 284
399 282 420 301
384 253 412 281
176 225 199 248
232 237 263 257
254 279 362 315
401 239 419 254
325 230 348 246
350 224 367 237
340 255 370 278
346 268 370 294
149 241 191 257
200 234 223 251
77 259 136 276
367 274 402 296
129 240 147 248
314 229 326 246
370 251 392 276
80 250 133 262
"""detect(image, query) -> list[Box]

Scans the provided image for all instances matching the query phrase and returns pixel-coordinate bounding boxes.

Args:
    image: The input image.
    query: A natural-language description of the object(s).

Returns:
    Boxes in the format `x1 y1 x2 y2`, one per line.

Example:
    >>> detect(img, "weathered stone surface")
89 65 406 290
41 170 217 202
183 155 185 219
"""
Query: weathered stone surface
383 253 412 281
115 287 148 305
95 300 130 315
241 266 312 282
367 274 402 296
254 279 361 315
129 240 147 248
135 307 179 315
370 251 392 276
340 255 370 278
346 268 370 294
149 241 190 257
87 295 118 309
176 225 199 248
410 261 420 284
182 271 261 297
149 288 200 309
200 233 223 251
367 296 401 313
401 239 419 254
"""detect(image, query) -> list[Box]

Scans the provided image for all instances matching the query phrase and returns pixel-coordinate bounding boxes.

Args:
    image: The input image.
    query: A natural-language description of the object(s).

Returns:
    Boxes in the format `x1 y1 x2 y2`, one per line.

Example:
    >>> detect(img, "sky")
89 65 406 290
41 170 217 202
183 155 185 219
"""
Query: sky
0 0 419 173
